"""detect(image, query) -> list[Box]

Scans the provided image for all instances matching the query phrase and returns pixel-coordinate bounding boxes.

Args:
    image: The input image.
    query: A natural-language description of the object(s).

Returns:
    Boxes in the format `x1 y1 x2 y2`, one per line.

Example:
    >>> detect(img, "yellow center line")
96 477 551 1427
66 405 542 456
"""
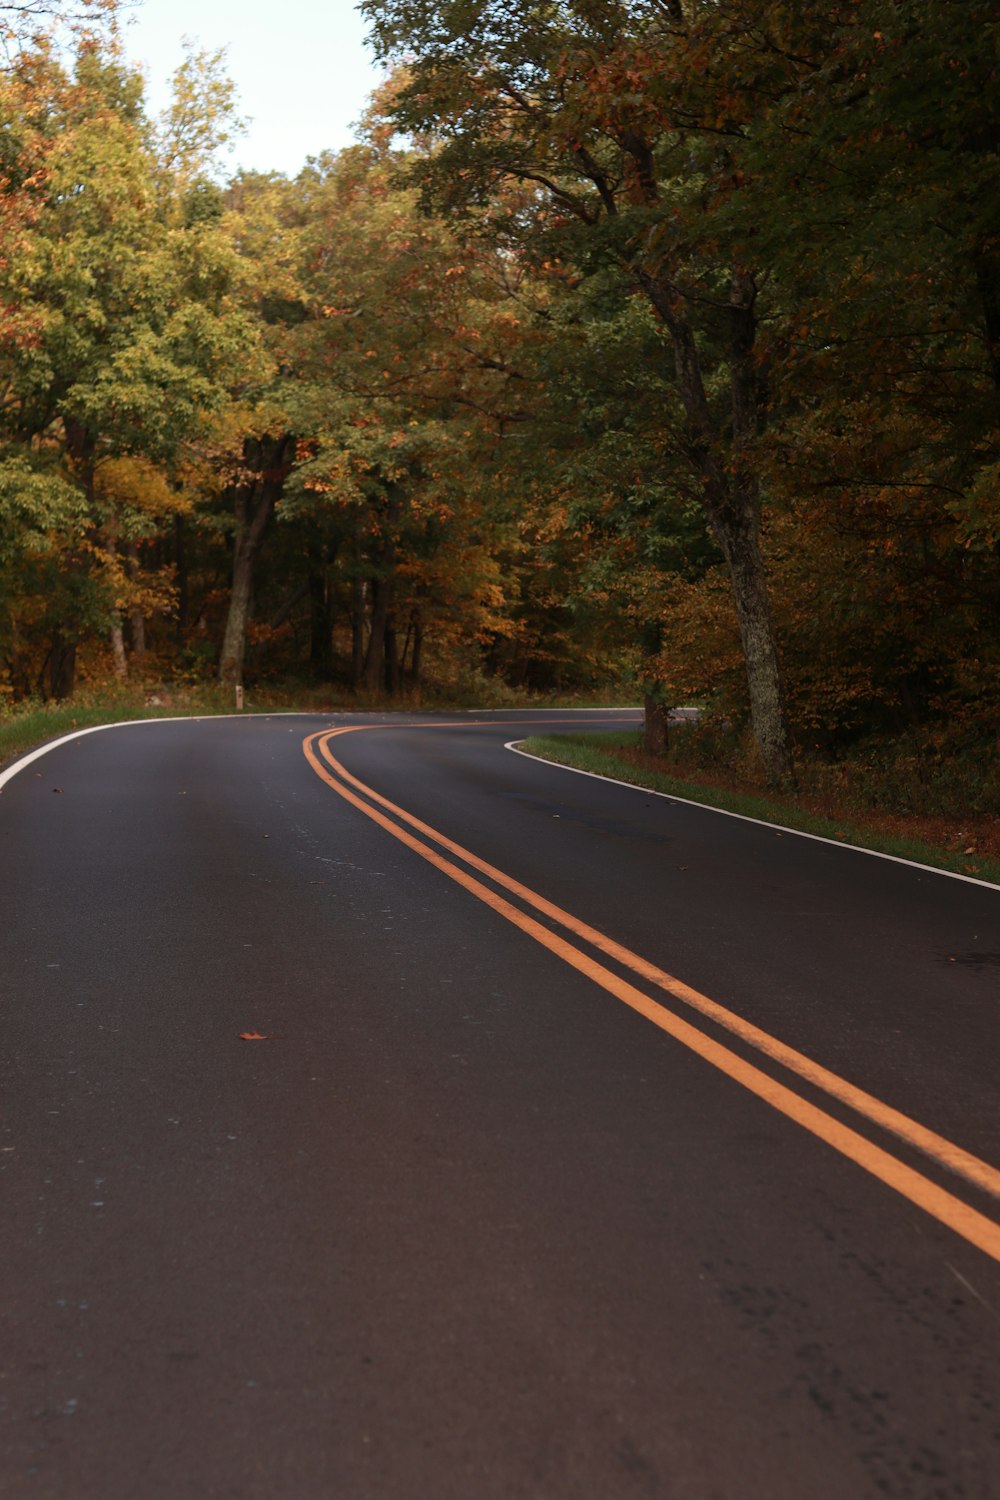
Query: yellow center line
312 726 1000 1203
302 725 1000 1264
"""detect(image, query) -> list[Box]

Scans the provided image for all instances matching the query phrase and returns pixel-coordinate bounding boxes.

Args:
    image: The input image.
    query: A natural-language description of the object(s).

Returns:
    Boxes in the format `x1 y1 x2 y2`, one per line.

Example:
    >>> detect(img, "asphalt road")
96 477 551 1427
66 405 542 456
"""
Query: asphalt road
1 709 998 1499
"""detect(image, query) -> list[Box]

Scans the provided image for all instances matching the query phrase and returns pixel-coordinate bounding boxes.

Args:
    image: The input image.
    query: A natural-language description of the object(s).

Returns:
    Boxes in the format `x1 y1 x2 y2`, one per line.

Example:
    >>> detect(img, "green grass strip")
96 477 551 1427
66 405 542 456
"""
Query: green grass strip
518 732 1000 889
0 702 186 771
0 684 281 771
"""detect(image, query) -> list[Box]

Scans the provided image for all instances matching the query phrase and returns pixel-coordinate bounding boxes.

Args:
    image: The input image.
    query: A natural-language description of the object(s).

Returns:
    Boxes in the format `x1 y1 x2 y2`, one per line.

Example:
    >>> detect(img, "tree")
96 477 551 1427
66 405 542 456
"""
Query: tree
0 36 259 695
264 145 540 699
362 0 798 780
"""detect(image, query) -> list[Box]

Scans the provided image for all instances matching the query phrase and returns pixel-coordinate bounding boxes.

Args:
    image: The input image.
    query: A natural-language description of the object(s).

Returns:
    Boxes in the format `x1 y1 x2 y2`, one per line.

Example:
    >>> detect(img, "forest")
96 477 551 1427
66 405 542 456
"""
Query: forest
1 0 998 817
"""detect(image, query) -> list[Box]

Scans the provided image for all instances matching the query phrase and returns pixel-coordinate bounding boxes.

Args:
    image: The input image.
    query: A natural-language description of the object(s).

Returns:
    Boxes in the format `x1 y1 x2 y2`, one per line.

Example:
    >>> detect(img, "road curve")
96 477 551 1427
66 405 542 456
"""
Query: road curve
1 709 998 1499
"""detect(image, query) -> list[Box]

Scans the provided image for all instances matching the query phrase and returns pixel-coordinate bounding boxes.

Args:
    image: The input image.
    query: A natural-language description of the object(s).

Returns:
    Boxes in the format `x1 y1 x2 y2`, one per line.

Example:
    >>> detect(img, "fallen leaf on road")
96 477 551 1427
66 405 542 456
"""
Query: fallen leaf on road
52 787 63 794
239 1031 270 1041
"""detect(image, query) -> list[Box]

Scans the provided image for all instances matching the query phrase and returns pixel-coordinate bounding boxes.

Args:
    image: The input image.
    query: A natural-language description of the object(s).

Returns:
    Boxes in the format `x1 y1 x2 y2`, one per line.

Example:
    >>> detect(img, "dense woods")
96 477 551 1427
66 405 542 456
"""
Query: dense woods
2 0 998 803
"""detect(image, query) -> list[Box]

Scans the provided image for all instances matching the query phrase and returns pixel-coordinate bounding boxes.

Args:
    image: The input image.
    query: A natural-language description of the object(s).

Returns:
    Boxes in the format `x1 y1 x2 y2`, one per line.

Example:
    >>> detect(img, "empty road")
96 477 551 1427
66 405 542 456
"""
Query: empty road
1 710 998 1498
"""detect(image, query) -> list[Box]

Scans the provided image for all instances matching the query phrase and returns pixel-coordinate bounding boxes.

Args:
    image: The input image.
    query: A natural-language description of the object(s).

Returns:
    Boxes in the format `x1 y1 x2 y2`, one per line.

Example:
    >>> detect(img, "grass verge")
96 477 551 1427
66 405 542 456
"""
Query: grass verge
0 683 636 773
0 684 310 772
1 701 175 771
517 731 1000 888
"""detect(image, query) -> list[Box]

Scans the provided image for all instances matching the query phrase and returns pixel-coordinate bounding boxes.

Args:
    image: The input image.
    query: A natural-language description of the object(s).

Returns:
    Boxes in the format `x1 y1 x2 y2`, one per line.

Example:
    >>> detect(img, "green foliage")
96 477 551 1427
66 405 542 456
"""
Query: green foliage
0 457 88 559
1 0 998 834
0 30 263 697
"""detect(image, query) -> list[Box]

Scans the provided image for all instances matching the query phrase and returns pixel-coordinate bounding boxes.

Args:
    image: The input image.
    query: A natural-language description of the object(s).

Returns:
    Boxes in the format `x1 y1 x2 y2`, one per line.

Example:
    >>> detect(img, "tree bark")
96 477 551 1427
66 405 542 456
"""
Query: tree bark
411 614 423 687
104 532 128 682
110 617 128 681
712 504 792 782
174 515 188 641
640 267 795 784
308 540 338 678
360 492 401 696
48 634 76 700
362 576 390 694
219 533 257 686
54 417 95 702
385 607 400 696
643 694 669 756
351 575 366 686
219 433 295 685
127 542 146 656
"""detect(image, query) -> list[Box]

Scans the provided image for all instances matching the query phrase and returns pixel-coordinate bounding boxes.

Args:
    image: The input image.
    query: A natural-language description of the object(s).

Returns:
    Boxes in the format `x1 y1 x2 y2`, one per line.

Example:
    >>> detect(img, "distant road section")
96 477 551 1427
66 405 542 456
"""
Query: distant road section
2 710 998 1499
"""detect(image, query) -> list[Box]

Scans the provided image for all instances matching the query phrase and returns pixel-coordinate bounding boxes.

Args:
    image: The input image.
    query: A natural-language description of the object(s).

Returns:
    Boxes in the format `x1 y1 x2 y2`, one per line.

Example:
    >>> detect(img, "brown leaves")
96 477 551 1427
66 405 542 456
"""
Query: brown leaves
239 1031 270 1041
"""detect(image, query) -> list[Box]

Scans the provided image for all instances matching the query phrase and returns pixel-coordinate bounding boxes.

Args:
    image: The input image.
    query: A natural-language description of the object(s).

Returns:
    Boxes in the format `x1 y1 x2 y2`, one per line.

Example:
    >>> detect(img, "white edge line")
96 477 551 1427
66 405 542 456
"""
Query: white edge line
504 739 1000 894
0 707 644 797
0 712 327 794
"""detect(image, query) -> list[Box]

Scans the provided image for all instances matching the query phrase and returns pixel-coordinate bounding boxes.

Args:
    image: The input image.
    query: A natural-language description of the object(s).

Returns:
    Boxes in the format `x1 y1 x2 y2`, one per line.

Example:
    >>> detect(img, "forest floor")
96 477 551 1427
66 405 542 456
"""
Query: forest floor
518 731 1000 889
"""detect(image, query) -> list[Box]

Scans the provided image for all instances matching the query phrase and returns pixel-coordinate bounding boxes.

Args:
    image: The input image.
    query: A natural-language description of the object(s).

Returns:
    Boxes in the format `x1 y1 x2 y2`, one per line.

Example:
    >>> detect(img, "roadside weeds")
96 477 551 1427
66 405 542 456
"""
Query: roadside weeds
517 732 1000 889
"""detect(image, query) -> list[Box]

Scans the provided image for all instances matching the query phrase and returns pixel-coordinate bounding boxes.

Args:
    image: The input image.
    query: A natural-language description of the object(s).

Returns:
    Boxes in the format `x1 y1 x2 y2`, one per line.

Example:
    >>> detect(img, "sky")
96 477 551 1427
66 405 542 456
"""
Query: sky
119 0 387 177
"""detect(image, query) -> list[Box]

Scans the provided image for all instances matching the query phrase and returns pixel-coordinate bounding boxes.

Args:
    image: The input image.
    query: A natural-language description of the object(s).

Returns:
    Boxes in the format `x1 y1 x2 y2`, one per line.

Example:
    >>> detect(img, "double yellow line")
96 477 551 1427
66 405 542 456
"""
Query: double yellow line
303 723 1000 1263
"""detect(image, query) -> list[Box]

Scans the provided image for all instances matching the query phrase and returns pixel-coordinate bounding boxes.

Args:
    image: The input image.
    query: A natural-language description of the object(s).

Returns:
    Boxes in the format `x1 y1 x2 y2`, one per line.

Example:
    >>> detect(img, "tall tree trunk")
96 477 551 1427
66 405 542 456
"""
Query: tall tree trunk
104 532 128 682
641 267 794 784
410 616 423 687
351 575 366 686
308 540 337 678
400 617 415 674
48 634 76 700
110 618 128 681
219 434 295 685
721 269 793 783
174 515 188 641
56 416 95 702
127 542 146 656
643 694 669 756
219 532 257 686
638 621 668 757
362 576 390 694
361 492 401 696
712 504 791 781
385 607 400 697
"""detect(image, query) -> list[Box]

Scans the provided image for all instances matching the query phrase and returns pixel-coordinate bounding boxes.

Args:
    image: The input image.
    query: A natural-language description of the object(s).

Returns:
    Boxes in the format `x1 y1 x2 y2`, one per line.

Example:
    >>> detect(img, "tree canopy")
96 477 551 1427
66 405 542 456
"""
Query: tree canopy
1 0 998 804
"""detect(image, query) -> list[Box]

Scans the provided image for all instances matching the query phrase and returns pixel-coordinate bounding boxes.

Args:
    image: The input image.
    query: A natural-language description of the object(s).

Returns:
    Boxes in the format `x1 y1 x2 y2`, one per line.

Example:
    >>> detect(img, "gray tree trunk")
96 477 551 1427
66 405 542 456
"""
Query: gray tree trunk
411 615 423 687
712 505 792 783
219 535 257 686
643 694 669 756
360 492 401 697
351 575 366 686
641 266 794 785
48 634 76 700
110 617 128 681
219 434 295 685
127 543 146 656
361 576 390 694
385 608 400 696
106 534 128 681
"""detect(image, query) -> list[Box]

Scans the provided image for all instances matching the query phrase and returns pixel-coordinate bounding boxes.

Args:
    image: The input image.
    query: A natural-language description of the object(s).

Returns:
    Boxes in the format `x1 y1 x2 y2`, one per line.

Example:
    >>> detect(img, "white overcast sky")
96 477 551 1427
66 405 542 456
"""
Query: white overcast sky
120 0 386 176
